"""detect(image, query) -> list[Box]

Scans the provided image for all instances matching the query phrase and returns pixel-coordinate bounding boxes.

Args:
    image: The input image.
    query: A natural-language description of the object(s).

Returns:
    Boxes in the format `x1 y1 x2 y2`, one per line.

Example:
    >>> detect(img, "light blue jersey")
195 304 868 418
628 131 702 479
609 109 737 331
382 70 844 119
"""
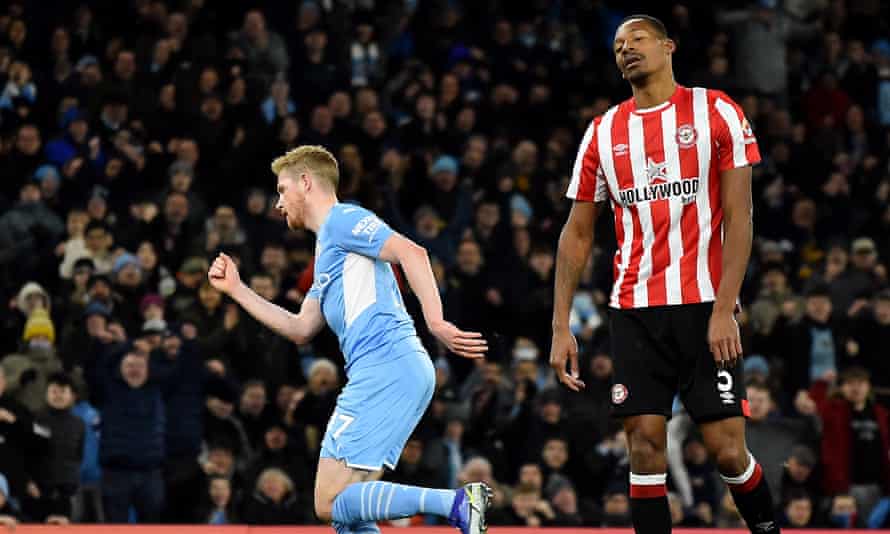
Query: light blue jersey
312 203 435 471
308 203 420 372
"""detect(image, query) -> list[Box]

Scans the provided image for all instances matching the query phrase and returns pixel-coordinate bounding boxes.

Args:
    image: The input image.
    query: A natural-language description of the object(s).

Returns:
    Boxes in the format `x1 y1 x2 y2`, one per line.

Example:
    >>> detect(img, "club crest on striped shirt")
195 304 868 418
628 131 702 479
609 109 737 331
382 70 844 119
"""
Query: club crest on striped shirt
675 123 697 148
611 383 628 404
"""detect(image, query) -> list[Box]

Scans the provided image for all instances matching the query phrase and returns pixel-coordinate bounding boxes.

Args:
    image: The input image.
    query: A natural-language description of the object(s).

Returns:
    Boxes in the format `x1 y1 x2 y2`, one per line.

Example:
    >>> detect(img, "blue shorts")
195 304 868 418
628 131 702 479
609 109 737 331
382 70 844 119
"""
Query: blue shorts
320 350 435 471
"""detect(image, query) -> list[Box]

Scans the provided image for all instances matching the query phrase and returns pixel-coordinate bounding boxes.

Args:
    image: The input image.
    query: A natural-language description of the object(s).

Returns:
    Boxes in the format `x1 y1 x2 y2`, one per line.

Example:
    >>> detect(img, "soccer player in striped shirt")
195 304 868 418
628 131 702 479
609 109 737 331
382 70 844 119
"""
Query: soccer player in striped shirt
550 14 779 534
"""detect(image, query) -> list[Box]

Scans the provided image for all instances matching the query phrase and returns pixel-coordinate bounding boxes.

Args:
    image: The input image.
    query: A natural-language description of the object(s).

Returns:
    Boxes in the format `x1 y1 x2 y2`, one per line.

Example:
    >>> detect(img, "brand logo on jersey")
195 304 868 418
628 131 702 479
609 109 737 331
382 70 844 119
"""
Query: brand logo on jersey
616 157 699 206
613 143 629 156
310 272 332 296
717 370 735 405
351 215 382 243
741 118 756 144
676 123 698 148
612 384 628 405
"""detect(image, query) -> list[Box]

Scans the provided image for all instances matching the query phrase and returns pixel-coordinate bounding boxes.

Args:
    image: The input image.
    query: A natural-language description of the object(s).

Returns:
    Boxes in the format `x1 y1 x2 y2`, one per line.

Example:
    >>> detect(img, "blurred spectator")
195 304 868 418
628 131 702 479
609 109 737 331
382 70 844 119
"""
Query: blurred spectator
775 282 846 395
34 373 84 521
848 289 890 400
782 490 816 528
231 11 288 87
745 381 819 498
799 366 890 516
600 484 632 527
0 364 46 512
2 308 63 413
383 436 440 488
828 493 864 528
83 345 175 523
196 475 237 524
779 445 820 505
488 482 556 527
0 473 21 527
239 468 306 525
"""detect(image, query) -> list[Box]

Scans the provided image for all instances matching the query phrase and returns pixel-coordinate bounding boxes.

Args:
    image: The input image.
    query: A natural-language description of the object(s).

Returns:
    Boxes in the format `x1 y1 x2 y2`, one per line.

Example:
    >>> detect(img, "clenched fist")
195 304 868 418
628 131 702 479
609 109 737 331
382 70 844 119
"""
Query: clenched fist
208 253 241 295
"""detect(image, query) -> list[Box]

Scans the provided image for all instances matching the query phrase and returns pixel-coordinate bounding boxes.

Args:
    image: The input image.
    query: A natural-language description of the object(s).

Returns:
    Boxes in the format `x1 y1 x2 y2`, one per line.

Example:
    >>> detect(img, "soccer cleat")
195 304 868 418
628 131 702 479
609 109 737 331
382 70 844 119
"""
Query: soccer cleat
448 482 492 534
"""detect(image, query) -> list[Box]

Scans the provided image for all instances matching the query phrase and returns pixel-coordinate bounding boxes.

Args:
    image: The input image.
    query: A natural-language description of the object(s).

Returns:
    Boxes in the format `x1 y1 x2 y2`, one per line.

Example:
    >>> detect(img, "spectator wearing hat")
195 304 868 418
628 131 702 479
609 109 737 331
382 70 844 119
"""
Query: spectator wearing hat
32 164 65 215
745 381 819 500
2 308 64 413
779 445 821 506
45 108 105 178
111 252 147 332
775 282 848 396
797 366 890 516
167 256 208 321
830 237 887 316
34 372 85 521
1 281 51 356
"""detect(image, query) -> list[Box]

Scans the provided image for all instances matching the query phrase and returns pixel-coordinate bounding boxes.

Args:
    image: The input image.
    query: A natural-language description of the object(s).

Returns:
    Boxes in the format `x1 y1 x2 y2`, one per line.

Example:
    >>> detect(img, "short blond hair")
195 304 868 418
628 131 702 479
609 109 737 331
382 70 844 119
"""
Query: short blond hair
271 145 339 190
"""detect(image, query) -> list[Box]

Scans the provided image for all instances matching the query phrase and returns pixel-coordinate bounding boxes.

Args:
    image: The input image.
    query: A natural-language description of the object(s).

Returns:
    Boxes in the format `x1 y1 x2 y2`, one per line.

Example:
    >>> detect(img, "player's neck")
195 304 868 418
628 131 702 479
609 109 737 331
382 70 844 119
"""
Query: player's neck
630 72 677 110
305 195 338 233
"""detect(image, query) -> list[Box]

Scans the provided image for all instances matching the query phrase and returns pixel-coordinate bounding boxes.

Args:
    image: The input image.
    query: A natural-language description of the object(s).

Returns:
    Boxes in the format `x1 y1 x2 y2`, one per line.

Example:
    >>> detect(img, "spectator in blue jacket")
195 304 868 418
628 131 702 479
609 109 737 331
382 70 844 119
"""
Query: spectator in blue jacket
84 340 179 523
44 108 105 183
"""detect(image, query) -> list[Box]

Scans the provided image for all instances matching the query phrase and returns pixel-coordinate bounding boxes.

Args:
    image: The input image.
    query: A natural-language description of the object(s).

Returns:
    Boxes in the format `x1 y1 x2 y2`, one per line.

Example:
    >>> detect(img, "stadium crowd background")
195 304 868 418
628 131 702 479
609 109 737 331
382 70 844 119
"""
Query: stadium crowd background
0 0 889 529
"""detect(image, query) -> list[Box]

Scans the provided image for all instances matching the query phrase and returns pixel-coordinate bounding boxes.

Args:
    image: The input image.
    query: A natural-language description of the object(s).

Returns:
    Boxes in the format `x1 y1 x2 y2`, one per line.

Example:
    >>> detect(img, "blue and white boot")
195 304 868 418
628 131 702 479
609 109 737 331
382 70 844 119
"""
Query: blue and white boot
447 482 492 534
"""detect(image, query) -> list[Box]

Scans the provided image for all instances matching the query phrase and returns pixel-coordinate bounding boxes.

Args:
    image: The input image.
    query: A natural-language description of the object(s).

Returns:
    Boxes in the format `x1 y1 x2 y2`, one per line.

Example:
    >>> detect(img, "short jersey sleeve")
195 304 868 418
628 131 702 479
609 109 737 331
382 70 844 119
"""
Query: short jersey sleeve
327 205 395 258
566 117 608 202
711 91 761 172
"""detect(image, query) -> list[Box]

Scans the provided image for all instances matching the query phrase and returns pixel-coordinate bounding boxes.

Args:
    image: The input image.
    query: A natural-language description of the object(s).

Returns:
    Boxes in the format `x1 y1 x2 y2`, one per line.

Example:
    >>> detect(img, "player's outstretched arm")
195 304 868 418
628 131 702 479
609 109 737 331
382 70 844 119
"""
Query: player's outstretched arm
378 234 487 359
208 253 324 344
550 201 599 391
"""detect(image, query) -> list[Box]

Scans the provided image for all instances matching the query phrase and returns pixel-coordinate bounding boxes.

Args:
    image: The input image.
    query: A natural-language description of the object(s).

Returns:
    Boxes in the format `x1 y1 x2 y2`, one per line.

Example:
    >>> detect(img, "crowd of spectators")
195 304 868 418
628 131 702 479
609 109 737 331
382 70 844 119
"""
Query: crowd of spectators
0 0 889 529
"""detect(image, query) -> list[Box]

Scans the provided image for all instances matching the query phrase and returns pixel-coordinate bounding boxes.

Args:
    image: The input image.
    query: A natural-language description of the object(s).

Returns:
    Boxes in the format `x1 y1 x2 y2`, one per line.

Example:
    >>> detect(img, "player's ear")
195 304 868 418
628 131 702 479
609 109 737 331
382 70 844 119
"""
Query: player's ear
663 38 676 55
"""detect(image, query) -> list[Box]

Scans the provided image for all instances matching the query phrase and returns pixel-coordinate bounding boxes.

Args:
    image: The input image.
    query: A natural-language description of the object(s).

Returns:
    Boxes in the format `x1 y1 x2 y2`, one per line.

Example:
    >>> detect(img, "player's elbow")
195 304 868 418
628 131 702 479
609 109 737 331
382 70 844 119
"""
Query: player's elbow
397 239 428 265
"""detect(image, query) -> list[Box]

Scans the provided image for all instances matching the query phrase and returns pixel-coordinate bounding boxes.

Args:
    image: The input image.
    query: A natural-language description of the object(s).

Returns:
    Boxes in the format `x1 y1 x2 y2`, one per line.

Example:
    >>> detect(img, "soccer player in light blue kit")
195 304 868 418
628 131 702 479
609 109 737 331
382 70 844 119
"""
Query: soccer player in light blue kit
208 146 490 534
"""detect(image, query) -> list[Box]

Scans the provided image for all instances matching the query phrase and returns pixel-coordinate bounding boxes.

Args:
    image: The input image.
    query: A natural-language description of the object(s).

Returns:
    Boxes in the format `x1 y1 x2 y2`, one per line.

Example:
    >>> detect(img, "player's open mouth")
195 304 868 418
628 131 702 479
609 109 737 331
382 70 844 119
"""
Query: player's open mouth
624 55 643 69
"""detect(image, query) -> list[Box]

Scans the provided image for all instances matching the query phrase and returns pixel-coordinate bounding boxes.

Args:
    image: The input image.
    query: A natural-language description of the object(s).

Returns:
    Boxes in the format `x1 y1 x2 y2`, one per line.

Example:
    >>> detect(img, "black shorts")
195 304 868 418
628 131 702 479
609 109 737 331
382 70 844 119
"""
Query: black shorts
608 302 748 423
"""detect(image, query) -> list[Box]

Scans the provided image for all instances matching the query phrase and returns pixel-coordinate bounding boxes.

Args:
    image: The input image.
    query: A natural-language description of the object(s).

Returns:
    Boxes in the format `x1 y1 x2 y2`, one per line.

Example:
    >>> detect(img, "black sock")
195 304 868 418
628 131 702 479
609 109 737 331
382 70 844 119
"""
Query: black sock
629 473 671 534
722 456 780 533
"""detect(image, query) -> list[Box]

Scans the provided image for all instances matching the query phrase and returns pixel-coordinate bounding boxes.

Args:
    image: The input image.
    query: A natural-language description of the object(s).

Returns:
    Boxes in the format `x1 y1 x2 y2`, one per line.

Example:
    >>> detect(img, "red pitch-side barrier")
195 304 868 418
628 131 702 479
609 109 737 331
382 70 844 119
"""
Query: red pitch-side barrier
7 527 877 534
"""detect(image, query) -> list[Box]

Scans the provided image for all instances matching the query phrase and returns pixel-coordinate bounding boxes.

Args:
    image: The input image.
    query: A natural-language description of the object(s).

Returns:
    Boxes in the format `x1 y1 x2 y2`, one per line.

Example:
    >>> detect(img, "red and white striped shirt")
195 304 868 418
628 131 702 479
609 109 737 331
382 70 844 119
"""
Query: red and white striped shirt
567 85 760 309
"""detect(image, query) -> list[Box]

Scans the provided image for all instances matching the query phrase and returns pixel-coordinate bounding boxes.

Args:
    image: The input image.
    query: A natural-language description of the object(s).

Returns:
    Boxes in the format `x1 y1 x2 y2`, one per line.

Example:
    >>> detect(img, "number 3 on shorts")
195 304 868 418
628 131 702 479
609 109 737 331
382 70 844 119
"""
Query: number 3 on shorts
329 412 355 440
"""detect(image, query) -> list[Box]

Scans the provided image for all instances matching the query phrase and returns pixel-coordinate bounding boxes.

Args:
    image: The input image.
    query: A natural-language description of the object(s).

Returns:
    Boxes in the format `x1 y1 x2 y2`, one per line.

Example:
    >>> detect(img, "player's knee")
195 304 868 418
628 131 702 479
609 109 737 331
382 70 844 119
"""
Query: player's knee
714 445 748 475
627 429 666 472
